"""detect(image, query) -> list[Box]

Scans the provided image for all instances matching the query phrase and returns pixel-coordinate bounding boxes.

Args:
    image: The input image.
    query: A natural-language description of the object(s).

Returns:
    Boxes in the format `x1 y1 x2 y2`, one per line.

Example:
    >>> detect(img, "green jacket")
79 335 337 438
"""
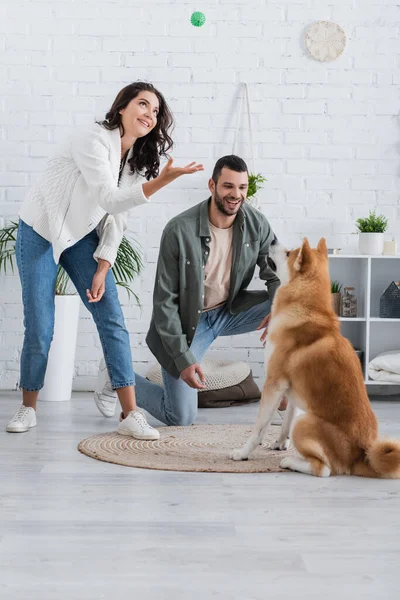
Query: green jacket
146 198 280 378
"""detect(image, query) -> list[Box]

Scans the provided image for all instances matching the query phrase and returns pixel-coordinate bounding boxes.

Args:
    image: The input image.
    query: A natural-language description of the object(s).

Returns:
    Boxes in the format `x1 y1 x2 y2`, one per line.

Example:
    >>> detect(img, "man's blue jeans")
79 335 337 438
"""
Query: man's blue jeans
16 220 135 391
135 300 271 426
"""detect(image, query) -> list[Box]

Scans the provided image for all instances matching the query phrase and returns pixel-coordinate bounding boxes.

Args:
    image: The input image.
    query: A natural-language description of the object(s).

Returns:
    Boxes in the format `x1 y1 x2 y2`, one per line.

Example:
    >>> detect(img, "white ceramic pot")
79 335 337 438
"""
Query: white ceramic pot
246 194 260 210
40 295 80 402
358 232 384 256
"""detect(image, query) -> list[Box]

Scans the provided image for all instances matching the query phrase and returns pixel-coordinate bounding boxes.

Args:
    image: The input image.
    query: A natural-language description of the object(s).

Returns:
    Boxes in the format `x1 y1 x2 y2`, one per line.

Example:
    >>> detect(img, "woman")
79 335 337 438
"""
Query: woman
6 81 203 439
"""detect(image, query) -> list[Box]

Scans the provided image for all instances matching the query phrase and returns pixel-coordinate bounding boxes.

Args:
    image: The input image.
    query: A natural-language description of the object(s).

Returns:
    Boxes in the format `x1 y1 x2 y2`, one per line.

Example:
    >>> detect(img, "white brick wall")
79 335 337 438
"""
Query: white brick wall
1 0 400 390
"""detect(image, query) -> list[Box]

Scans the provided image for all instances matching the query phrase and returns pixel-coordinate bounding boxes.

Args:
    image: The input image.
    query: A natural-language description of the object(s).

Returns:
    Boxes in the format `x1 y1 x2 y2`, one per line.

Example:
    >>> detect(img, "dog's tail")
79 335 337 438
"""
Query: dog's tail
353 439 400 478
366 439 400 478
352 439 400 478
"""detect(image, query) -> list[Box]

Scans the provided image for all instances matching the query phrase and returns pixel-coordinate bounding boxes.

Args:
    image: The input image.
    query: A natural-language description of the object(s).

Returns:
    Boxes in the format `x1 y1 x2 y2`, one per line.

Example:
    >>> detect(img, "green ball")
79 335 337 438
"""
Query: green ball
190 11 206 27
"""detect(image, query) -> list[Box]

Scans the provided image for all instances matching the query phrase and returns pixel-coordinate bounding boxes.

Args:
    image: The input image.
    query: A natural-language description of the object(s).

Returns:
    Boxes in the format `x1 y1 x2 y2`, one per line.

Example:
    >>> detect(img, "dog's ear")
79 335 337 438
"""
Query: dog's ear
294 238 312 272
317 237 328 256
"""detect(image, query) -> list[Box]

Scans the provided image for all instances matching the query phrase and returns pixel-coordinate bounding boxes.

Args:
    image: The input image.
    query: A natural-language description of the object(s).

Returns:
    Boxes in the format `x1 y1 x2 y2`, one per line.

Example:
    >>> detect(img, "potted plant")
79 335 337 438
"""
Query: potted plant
331 280 342 316
0 222 142 401
355 210 388 256
246 173 267 209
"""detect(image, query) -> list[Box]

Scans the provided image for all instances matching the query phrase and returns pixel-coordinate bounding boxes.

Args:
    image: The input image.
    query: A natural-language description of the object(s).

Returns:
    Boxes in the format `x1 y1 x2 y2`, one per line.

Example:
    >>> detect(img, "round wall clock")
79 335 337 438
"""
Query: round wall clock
305 21 346 62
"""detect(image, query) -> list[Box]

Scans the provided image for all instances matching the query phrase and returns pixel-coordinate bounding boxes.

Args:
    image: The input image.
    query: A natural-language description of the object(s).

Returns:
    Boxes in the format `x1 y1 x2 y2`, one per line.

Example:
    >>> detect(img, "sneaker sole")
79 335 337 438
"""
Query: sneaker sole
117 428 160 441
94 393 117 418
6 423 37 433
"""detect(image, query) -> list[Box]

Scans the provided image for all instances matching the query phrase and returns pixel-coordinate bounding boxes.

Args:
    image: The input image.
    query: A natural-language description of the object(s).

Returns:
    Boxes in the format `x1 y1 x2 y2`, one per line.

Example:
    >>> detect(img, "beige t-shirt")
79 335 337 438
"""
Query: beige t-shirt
203 222 234 311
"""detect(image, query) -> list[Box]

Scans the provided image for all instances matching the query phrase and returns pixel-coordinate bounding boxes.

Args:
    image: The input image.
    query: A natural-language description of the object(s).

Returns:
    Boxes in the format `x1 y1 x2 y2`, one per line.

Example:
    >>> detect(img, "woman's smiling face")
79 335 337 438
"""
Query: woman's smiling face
119 90 160 139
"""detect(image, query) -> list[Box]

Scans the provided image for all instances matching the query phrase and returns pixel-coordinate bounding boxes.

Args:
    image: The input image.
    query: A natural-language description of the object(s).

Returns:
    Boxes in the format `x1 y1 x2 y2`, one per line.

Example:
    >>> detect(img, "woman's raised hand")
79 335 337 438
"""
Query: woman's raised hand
142 157 204 199
160 157 204 184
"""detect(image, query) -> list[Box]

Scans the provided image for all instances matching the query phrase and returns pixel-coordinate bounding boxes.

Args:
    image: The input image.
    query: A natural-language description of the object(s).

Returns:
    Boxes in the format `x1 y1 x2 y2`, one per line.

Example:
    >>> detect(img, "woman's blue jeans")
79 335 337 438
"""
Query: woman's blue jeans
16 220 134 391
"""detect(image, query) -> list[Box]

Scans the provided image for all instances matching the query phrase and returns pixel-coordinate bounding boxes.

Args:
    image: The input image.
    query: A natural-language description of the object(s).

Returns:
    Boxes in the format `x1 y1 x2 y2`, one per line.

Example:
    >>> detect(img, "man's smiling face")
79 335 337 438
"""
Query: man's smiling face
209 167 248 217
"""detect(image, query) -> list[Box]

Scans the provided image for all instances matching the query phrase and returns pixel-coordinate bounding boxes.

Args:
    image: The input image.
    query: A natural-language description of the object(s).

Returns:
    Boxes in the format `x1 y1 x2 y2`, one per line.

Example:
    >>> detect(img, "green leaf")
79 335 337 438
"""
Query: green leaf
0 221 18 275
114 280 141 306
247 173 268 199
331 280 342 293
355 210 388 233
111 234 143 305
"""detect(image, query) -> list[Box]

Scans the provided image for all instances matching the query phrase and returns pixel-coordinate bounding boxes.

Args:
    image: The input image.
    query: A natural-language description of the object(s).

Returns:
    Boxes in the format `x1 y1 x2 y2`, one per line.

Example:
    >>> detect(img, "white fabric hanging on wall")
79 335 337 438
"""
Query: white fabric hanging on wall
232 83 259 210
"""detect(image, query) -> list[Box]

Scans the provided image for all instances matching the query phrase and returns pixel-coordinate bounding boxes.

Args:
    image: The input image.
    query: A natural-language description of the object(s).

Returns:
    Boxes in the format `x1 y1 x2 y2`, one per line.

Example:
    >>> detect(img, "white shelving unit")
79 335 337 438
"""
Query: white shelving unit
329 254 400 388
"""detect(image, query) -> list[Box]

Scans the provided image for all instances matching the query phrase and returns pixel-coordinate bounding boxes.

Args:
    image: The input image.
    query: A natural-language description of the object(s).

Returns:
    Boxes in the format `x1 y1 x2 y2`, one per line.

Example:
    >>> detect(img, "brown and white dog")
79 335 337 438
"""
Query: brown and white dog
231 237 400 478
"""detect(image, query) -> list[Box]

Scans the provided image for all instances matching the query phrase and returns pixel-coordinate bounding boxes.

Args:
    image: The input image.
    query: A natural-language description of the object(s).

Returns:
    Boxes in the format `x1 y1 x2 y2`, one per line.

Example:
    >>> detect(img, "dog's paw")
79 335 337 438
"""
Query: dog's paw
271 437 290 451
280 457 294 471
230 448 249 461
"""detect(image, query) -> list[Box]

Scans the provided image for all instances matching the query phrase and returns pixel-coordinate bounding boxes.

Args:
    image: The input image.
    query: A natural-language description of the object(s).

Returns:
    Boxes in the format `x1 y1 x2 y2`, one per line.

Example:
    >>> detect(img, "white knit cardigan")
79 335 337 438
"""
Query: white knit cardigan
19 123 149 267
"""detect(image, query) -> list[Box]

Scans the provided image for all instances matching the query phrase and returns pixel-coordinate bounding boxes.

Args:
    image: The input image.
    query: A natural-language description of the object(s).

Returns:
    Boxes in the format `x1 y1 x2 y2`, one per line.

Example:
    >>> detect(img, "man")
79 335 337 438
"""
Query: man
94 155 282 426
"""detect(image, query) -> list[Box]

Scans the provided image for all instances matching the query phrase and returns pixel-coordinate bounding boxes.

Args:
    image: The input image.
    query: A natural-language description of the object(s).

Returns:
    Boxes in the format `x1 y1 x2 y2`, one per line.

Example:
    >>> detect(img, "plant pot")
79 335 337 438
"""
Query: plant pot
331 292 341 316
353 348 364 369
358 232 384 256
39 295 80 402
246 194 260 210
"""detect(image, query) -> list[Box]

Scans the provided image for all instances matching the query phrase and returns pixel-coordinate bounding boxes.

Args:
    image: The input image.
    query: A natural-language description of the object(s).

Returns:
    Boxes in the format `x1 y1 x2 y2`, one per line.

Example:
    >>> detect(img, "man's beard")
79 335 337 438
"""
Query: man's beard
214 189 244 216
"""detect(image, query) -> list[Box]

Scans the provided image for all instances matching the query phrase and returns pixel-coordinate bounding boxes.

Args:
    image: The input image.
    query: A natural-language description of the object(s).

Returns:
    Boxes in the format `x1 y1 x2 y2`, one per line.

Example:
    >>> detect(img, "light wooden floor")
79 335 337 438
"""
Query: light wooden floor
1 391 400 600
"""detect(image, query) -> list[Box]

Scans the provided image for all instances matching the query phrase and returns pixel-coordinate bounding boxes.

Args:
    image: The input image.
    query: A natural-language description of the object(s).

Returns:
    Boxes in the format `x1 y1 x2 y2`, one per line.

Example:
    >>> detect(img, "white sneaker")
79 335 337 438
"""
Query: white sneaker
94 357 117 418
6 405 37 433
117 410 160 441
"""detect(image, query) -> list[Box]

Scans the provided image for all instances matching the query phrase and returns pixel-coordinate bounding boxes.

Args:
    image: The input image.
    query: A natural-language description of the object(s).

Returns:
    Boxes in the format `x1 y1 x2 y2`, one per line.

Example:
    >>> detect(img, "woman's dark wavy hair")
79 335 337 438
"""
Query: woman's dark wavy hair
99 82 174 180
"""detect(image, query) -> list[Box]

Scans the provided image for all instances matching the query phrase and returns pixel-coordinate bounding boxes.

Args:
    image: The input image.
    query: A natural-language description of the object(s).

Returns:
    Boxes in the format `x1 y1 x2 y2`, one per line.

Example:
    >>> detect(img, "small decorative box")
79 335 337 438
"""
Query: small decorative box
380 281 400 318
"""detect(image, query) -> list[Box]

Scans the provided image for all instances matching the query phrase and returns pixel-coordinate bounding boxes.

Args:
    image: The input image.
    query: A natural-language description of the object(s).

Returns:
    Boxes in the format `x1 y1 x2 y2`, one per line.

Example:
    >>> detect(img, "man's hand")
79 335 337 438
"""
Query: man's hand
86 259 110 303
256 312 271 347
180 363 207 390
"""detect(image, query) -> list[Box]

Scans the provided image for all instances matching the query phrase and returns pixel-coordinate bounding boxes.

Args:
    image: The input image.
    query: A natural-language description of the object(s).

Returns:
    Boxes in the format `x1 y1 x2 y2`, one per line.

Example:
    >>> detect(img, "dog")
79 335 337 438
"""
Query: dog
231 237 400 478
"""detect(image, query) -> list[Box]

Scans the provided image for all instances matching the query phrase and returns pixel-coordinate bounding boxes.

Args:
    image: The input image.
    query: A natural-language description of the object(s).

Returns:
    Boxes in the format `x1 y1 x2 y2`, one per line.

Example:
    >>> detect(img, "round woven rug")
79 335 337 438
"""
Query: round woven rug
78 424 296 473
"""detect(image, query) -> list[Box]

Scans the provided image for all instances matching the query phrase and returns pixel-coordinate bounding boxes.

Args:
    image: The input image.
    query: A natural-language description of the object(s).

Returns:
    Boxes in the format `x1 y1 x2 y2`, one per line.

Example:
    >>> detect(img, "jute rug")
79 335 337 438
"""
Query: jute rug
78 424 297 473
